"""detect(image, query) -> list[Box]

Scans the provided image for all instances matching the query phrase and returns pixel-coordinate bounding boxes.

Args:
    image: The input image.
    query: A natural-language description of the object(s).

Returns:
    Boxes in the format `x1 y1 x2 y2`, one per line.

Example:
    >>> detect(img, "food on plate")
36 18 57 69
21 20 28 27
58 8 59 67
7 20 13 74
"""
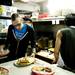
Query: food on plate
48 48 54 52
0 67 9 75
32 66 52 72
16 57 30 65
14 57 35 66
31 66 54 75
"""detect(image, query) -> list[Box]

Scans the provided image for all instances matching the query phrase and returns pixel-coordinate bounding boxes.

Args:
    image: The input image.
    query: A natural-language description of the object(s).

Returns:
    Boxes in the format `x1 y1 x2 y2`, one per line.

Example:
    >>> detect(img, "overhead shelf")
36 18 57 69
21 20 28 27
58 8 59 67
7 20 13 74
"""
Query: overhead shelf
14 0 46 3
0 16 11 19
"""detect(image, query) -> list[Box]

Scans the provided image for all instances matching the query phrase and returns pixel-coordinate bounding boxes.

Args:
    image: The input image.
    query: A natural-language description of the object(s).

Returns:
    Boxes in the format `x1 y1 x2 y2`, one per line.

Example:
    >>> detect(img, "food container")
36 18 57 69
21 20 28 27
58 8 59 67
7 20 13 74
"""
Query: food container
31 66 54 75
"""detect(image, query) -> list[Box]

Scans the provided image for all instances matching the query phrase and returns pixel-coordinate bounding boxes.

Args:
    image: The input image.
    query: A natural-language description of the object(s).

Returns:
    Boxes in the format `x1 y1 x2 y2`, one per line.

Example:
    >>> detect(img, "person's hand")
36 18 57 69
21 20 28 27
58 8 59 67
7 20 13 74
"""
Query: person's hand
0 49 9 57
31 48 36 57
0 50 3 56
51 57 57 64
49 53 56 64
52 59 56 64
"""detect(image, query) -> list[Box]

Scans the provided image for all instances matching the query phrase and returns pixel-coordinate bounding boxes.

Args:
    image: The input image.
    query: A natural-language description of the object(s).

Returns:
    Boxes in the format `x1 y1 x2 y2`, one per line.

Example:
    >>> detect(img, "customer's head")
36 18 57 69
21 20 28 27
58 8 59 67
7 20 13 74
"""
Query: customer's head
65 13 75 26
11 13 23 30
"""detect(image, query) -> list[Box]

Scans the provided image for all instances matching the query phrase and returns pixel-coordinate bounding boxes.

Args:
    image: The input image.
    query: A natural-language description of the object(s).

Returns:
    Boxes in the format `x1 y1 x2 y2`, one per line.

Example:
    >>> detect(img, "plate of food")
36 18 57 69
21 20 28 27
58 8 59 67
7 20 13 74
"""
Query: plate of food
31 66 54 75
0 67 9 75
14 57 35 67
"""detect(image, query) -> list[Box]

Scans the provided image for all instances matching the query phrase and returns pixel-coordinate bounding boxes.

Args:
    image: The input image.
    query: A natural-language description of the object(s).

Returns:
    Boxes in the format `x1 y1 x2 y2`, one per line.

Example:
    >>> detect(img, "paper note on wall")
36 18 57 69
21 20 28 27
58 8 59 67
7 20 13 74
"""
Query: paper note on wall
56 20 59 24
52 20 55 24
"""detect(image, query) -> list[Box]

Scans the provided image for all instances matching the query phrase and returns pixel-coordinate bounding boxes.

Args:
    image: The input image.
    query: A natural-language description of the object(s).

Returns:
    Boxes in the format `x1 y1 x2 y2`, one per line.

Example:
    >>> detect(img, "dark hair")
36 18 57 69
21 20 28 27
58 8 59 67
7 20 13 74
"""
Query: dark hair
65 13 75 26
11 13 19 21
23 17 32 22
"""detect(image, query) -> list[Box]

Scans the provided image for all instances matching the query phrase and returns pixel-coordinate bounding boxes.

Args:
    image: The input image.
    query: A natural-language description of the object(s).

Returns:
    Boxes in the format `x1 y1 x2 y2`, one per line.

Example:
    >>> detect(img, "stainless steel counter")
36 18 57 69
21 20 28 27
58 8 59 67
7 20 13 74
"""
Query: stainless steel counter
0 58 75 75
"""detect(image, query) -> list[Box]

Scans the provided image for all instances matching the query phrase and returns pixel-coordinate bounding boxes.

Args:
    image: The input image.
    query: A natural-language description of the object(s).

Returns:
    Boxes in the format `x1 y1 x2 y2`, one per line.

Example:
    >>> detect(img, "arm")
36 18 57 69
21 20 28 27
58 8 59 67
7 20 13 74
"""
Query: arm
0 25 12 56
28 27 36 56
53 30 62 63
30 28 36 48
4 25 12 50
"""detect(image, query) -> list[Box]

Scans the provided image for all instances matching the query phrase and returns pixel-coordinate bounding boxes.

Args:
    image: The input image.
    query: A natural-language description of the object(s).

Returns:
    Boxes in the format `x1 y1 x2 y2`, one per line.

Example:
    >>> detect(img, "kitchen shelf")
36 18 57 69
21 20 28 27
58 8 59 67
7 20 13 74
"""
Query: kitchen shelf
0 16 11 19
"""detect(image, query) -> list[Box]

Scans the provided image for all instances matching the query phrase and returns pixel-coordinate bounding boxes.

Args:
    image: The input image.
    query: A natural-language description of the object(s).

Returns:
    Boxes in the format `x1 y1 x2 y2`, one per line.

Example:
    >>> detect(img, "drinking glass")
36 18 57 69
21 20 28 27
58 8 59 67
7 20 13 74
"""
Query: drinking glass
48 40 53 48
48 40 53 54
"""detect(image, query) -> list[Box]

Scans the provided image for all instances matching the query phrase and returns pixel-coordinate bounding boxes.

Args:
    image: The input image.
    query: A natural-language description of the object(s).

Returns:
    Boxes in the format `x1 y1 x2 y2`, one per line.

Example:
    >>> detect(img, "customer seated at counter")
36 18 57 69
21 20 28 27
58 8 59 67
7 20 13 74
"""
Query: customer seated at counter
0 13 36 62
53 14 75 71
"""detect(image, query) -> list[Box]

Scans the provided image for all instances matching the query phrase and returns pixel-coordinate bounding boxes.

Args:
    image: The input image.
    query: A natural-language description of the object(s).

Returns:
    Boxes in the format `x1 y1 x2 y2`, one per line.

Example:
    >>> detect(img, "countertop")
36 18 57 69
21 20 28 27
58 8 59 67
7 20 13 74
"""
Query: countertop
0 58 75 75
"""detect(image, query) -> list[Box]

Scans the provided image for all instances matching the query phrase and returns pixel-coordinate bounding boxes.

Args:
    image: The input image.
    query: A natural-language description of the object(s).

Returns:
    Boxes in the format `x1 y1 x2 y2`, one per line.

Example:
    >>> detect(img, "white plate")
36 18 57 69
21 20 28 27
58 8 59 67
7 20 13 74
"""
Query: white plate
14 57 35 67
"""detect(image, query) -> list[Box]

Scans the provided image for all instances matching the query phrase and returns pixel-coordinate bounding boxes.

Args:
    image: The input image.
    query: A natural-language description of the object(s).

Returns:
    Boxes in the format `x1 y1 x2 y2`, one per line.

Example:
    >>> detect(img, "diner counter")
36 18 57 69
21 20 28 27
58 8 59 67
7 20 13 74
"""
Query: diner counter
0 58 75 75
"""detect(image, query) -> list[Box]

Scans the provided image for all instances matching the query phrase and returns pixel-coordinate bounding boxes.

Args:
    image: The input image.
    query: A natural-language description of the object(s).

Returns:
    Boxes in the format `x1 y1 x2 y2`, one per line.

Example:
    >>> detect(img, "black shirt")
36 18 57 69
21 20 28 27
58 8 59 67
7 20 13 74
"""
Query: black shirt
60 27 75 69
4 25 35 60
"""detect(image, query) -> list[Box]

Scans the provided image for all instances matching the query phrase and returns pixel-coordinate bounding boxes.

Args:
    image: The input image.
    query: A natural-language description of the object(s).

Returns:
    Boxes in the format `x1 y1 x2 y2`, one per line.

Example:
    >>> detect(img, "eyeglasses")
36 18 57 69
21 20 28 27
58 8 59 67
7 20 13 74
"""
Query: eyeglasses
14 23 21 27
